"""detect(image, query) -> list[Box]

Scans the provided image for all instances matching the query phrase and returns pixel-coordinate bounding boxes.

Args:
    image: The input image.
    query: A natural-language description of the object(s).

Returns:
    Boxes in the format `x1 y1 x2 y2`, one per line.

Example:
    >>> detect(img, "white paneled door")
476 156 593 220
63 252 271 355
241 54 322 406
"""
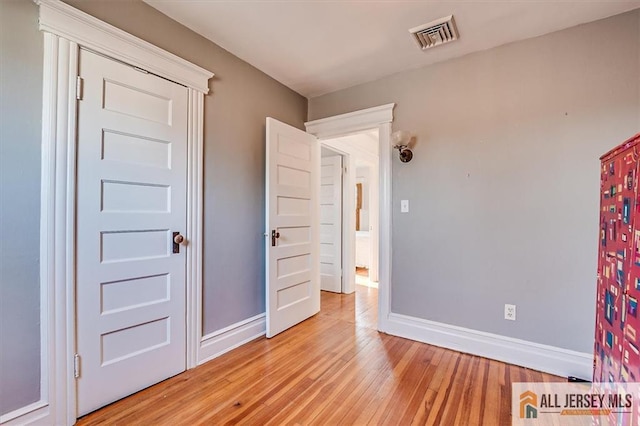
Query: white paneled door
265 118 320 338
320 155 343 293
76 49 188 416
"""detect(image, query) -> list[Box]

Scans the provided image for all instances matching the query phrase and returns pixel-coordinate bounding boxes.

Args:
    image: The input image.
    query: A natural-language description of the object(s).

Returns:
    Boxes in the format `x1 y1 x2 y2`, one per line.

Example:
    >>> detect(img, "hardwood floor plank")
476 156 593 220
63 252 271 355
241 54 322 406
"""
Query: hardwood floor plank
264 329 387 424
77 284 563 426
306 334 396 425
347 338 416 424
329 336 404 425
203 323 363 424
409 347 453 425
418 348 461 425
433 352 469 426
375 343 435 425
464 356 489 425
499 362 512 425
451 355 480 426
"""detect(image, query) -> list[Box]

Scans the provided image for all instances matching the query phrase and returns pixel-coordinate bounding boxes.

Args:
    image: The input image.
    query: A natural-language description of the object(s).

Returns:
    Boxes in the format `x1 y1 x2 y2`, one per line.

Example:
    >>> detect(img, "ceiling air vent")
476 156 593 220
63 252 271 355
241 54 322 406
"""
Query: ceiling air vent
409 15 458 50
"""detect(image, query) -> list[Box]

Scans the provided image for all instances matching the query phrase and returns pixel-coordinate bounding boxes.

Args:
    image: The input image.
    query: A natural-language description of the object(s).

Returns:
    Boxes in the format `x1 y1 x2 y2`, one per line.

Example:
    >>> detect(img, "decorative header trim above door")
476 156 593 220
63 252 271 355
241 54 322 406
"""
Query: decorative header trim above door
36 0 213 93
305 103 395 138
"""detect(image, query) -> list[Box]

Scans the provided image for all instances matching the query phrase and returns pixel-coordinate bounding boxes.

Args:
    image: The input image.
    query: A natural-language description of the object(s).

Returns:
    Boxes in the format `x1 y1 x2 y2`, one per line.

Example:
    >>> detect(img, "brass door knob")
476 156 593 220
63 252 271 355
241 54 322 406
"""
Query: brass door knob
174 234 186 245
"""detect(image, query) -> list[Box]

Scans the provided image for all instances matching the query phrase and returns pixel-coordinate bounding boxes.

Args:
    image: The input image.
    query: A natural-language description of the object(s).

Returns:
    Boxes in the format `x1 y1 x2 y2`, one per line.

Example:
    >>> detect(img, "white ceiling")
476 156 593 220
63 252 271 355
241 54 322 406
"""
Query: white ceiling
144 1 640 98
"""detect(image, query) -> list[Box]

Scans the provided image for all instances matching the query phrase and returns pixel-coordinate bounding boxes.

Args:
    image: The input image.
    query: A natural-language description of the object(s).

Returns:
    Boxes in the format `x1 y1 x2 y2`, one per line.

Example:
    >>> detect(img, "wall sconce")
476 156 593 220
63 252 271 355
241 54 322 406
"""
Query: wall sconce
391 130 413 163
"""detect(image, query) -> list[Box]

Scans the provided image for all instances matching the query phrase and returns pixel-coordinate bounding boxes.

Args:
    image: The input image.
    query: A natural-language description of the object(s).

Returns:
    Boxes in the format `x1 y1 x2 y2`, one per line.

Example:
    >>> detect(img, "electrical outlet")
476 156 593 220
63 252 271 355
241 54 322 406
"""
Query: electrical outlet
401 200 409 213
504 304 516 321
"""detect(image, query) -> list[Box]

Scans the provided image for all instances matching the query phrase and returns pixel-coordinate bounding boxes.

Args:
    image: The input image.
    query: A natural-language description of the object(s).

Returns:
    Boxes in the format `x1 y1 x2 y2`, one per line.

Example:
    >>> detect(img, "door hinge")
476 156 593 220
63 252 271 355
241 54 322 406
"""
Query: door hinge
73 354 81 378
76 76 84 101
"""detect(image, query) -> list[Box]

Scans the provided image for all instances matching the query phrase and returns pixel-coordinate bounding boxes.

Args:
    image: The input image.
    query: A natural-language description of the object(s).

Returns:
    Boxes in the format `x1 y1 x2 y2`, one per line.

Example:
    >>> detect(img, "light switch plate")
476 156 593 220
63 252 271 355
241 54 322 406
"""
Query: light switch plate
401 200 409 213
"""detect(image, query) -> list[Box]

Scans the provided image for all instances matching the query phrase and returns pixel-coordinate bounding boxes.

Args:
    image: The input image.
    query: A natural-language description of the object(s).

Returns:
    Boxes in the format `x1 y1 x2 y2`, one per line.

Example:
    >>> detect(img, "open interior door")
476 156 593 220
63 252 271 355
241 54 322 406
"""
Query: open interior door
320 155 343 293
265 118 320 338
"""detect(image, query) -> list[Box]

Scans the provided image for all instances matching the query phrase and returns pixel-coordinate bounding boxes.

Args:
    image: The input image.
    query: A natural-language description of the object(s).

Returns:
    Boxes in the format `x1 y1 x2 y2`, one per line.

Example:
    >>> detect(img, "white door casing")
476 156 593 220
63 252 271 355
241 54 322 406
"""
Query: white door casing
27 2 212 425
265 118 320 338
369 162 380 282
76 49 188 416
305 104 395 333
320 155 343 293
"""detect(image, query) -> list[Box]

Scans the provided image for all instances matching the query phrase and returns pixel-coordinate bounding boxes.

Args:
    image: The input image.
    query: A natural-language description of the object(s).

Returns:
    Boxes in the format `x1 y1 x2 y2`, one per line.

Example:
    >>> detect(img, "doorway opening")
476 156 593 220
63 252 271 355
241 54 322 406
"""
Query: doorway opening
319 129 380 329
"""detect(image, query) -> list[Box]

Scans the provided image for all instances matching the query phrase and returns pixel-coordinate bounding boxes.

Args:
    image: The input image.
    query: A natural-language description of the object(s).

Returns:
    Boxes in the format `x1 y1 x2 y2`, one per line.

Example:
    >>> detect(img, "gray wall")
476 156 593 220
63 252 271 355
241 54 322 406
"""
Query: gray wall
64 0 308 334
0 0 44 415
310 10 640 353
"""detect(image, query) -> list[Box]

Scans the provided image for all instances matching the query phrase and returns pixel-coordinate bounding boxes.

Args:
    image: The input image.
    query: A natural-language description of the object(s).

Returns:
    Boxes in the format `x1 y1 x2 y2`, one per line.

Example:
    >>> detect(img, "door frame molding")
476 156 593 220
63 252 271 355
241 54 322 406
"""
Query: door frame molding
305 103 395 333
1 1 213 425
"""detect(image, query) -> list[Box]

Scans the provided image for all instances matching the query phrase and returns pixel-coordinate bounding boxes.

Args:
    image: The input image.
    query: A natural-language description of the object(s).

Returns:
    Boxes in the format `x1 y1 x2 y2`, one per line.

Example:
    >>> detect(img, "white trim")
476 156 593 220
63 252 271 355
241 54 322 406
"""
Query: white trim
12 2 212 424
305 104 395 331
36 0 213 93
61 39 79 426
368 161 380 282
386 313 592 379
0 402 49 425
198 314 266 365
305 103 395 138
186 89 205 369
377 122 392 331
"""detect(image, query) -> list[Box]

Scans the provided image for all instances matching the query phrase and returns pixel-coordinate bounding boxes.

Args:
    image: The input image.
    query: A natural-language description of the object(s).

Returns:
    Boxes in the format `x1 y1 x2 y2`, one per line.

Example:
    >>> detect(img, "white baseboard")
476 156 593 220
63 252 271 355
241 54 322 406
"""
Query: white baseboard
2 315 266 425
0 401 50 425
384 312 592 380
198 313 266 366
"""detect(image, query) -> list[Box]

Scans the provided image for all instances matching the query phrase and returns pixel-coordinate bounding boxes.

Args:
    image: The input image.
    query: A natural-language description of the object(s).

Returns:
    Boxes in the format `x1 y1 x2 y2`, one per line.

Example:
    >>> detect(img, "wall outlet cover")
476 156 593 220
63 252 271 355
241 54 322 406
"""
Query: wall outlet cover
505 304 516 321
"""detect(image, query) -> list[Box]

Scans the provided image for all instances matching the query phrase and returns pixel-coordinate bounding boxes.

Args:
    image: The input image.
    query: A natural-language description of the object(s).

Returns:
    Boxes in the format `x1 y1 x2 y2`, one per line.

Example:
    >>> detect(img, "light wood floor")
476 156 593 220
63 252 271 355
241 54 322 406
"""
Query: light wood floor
78 284 563 425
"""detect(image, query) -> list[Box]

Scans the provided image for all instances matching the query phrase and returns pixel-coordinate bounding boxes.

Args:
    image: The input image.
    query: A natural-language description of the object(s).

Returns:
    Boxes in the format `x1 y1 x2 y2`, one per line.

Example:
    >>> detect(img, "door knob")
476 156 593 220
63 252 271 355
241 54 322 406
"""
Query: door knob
173 232 186 254
271 230 280 247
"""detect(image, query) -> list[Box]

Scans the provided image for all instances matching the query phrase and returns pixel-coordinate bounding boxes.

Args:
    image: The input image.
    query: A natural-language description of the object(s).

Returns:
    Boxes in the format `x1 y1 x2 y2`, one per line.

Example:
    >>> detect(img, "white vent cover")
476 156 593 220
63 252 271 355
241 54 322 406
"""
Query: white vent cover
409 15 459 50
